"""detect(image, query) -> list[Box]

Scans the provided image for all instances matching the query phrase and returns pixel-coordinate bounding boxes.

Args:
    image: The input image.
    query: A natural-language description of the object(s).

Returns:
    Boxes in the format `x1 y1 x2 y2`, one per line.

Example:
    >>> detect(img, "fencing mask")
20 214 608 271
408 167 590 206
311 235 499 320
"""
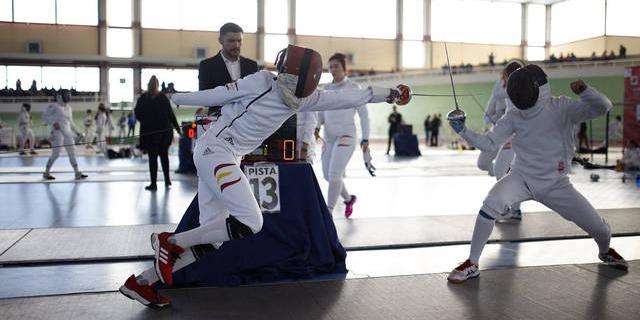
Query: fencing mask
506 64 548 110
56 90 71 104
274 45 323 98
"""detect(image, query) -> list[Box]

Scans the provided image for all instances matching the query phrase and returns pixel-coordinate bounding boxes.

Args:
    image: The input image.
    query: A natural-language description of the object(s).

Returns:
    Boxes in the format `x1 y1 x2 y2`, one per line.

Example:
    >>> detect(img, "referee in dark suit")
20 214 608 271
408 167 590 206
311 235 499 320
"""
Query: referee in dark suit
198 22 259 116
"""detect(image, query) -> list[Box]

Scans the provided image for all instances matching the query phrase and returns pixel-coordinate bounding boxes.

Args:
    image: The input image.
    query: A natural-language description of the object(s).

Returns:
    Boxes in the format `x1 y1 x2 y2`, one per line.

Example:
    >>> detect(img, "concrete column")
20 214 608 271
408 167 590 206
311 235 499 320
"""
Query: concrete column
396 0 403 71
98 0 108 99
544 4 551 59
424 0 432 69
257 0 265 62
132 0 142 96
288 0 296 45
521 3 527 60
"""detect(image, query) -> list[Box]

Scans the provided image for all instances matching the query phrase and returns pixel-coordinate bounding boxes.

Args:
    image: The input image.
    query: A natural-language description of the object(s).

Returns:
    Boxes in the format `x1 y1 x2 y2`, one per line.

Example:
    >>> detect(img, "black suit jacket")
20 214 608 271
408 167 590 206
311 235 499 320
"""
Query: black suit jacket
198 52 259 91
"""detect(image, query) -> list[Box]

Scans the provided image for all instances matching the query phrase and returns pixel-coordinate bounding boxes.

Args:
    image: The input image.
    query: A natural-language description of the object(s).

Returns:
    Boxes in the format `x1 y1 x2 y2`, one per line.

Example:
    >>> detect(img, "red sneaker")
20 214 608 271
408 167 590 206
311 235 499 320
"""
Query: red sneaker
447 259 479 284
119 275 170 308
344 195 357 218
599 248 629 271
152 232 185 285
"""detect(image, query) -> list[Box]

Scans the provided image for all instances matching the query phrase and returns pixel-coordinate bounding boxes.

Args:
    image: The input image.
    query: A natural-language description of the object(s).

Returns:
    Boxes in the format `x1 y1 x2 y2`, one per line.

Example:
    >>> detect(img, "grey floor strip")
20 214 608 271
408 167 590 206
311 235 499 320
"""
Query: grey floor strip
0 261 637 320
0 225 175 264
1 208 639 265
337 208 640 250
0 229 30 256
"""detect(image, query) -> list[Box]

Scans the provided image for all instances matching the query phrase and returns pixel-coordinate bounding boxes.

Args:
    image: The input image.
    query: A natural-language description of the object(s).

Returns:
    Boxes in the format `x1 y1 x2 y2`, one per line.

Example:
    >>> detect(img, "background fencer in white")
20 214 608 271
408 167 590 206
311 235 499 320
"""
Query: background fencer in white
127 46 405 290
95 103 111 154
477 62 522 177
317 53 370 217
83 109 95 148
447 65 627 284
18 103 37 155
42 90 87 180
296 111 318 163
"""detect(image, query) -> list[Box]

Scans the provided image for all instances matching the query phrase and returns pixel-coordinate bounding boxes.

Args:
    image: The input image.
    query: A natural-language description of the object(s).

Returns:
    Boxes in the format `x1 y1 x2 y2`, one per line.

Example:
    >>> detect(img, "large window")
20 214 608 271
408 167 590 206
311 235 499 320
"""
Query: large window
107 0 132 27
265 0 288 34
403 0 423 41
264 34 289 65
0 0 12 22
606 0 640 37
56 0 98 25
3 66 99 92
141 68 198 92
296 0 396 39
551 0 605 45
108 68 134 103
402 41 425 69
107 28 134 58
527 4 546 46
431 0 521 45
141 0 257 32
10 0 97 25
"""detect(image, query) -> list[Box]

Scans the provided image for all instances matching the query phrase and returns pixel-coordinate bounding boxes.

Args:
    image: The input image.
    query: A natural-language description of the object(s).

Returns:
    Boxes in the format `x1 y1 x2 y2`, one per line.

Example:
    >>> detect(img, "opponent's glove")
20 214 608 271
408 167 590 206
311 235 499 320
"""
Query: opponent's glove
449 118 466 134
363 148 376 177
386 84 412 105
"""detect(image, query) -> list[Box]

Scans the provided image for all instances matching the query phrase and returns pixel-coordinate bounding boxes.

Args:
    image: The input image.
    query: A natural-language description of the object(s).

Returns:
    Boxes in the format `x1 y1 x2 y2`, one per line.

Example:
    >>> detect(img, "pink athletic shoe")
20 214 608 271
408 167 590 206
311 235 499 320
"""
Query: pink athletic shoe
344 195 357 218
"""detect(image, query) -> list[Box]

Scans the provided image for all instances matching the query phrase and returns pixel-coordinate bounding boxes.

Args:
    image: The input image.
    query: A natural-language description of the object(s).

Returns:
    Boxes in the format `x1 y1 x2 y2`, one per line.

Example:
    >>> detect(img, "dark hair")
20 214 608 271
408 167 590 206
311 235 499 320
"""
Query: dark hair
220 22 243 35
504 61 522 76
329 53 347 71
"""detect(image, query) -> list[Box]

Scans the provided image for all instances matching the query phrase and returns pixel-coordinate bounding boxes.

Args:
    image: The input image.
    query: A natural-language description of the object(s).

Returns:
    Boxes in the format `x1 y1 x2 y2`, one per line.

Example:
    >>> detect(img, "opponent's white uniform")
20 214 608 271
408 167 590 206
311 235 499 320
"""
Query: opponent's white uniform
42 102 81 174
169 70 387 248
459 84 613 263
318 78 370 212
477 79 509 176
484 79 522 214
296 111 317 163
18 107 35 152
83 113 94 146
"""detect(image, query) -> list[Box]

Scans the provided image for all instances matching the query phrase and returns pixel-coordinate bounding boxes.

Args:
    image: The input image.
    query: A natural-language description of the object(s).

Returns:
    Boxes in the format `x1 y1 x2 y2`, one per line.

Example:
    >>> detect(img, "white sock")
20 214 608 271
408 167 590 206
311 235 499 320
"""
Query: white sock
172 222 230 248
468 210 496 265
340 183 350 201
137 267 159 286
327 179 343 212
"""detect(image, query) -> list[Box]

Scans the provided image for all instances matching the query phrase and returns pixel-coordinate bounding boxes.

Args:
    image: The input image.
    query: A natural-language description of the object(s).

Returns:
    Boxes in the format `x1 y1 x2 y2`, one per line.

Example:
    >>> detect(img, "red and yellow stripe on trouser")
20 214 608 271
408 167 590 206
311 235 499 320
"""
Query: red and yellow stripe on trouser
214 163 241 192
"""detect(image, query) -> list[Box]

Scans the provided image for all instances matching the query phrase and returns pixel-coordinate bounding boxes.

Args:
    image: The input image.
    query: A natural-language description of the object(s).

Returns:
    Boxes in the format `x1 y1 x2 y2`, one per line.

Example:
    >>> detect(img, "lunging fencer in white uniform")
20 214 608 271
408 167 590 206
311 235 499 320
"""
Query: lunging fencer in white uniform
482 61 524 221
42 90 87 180
315 53 371 218
119 45 411 308
18 103 37 155
447 65 628 284
296 111 318 163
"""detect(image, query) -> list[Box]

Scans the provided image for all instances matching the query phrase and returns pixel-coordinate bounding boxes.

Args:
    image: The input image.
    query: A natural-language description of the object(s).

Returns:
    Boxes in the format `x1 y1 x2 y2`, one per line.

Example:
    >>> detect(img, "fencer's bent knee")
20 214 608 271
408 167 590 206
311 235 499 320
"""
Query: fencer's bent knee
225 215 263 240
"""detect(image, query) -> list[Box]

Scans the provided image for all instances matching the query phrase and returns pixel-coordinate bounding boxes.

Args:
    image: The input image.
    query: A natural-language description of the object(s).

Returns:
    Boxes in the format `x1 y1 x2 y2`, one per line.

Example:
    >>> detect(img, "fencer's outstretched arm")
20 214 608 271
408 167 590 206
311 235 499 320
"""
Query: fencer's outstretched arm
458 115 514 152
299 87 390 112
171 71 269 107
561 83 613 124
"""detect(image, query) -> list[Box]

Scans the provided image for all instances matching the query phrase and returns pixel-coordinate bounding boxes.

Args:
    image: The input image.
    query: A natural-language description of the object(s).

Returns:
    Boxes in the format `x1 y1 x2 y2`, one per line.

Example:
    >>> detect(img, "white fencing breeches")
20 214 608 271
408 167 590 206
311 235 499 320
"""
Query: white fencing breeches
46 130 78 170
172 143 263 249
19 126 35 151
493 143 520 211
321 134 356 211
477 147 498 177
84 127 94 145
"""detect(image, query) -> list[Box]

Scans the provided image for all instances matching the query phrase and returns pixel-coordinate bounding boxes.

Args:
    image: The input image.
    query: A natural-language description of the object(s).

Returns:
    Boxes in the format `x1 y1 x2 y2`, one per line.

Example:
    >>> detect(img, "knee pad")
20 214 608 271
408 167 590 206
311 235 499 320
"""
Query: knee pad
225 216 261 240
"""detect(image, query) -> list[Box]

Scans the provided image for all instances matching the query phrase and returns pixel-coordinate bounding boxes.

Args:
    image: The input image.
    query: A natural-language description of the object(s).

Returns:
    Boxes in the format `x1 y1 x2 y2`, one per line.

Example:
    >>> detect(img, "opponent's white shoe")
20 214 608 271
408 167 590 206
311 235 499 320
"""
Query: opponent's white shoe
599 248 629 271
447 259 479 284
496 208 522 223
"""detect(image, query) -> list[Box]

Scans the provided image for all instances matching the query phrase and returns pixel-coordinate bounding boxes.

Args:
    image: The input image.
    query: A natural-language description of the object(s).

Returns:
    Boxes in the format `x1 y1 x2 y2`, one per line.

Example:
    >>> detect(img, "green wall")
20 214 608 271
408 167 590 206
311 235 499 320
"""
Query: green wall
368 75 625 140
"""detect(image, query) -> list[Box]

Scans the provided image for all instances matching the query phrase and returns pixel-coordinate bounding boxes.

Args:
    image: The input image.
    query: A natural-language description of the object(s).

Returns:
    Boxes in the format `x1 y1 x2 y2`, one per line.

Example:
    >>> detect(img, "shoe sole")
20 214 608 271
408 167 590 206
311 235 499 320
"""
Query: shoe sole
119 285 169 308
447 272 480 284
603 262 629 272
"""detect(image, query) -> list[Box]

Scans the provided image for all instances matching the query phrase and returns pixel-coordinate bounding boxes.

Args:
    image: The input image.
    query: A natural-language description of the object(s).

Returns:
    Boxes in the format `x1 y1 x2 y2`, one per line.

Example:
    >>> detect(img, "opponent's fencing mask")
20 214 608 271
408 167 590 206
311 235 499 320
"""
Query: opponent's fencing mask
22 103 31 112
275 45 323 98
506 64 548 110
56 90 71 104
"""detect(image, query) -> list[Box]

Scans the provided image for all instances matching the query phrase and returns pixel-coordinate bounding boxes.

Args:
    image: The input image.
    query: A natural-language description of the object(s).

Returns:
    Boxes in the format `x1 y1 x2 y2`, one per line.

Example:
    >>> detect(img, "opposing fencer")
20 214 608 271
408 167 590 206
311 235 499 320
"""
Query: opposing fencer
447 64 628 284
315 53 371 218
42 90 87 180
119 45 410 308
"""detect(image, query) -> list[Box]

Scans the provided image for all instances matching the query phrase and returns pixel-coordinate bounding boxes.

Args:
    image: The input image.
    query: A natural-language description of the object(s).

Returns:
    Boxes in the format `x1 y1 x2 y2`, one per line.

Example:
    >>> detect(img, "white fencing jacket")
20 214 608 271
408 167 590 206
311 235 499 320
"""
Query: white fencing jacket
318 78 370 140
